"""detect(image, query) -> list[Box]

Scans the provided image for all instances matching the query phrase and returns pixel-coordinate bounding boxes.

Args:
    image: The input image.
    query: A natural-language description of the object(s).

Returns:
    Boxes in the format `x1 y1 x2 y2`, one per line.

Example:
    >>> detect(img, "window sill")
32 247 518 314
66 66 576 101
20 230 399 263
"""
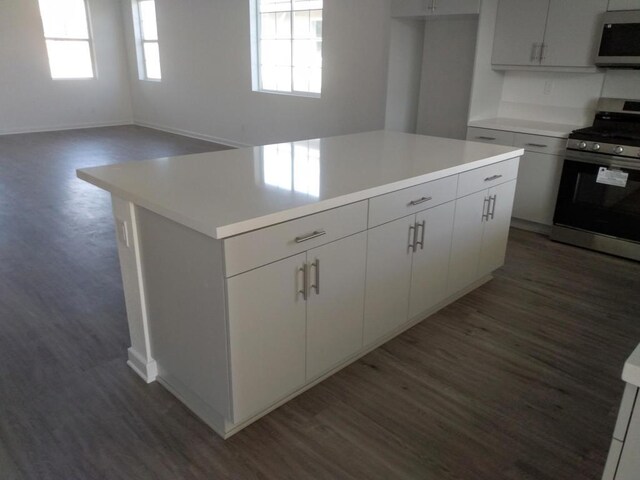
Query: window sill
255 89 321 99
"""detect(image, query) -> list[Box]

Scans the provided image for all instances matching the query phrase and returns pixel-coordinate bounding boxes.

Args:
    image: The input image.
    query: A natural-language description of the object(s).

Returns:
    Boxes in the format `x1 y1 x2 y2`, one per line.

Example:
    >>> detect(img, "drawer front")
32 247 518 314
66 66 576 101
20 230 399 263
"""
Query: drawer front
514 133 566 155
368 175 458 228
466 127 515 146
458 157 520 198
224 201 368 277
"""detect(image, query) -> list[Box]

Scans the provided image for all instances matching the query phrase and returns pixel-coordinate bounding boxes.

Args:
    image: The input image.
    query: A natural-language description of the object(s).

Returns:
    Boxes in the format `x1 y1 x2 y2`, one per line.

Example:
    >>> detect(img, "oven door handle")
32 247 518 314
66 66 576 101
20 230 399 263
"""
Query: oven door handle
564 152 640 171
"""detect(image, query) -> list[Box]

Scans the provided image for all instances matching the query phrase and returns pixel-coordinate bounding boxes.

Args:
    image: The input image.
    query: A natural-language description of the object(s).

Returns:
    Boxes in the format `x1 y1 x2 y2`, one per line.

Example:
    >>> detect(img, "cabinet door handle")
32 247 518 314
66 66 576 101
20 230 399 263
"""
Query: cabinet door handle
295 229 326 243
490 195 497 220
408 196 433 207
530 43 539 62
298 263 308 300
525 143 548 148
482 197 490 222
484 174 503 182
415 221 426 250
408 224 416 253
477 136 497 141
311 259 320 295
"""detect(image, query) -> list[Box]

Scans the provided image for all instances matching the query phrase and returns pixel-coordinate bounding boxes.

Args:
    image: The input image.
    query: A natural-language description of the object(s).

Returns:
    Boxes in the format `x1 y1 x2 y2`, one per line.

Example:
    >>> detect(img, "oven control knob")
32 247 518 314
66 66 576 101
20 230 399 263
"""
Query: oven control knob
592 143 601 151
578 141 588 149
614 146 624 154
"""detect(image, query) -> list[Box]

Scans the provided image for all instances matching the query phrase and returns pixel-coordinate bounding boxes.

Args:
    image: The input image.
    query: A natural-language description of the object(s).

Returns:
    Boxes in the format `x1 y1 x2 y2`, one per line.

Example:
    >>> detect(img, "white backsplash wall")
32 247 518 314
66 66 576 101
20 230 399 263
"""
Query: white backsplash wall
602 70 640 100
498 71 605 126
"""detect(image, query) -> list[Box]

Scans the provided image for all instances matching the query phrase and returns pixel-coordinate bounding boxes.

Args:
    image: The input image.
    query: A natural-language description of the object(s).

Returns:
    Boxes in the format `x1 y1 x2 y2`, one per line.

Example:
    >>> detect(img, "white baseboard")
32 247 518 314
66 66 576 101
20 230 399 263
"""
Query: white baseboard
127 347 158 384
511 217 552 236
0 120 133 136
133 120 252 149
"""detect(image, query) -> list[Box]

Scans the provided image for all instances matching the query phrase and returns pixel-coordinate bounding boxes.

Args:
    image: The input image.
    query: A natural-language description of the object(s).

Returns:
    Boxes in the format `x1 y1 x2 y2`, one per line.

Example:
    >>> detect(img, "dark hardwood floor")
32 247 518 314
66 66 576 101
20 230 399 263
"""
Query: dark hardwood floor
1 126 639 480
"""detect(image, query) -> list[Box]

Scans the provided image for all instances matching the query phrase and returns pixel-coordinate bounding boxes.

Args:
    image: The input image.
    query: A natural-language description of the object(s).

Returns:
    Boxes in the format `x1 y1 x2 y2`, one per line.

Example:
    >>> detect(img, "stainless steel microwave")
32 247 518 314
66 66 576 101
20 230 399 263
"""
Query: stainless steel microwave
595 11 640 68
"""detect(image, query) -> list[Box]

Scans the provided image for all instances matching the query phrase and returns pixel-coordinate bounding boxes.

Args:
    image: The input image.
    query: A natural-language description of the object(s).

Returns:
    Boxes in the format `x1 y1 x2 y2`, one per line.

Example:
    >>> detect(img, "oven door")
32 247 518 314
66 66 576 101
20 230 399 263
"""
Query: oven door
553 153 640 243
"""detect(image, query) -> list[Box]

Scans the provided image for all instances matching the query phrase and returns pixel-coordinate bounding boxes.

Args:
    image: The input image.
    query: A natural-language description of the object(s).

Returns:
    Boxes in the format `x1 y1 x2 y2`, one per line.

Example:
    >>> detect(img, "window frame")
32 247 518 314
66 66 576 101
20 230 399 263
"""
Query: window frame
133 0 162 81
252 0 323 98
39 0 96 80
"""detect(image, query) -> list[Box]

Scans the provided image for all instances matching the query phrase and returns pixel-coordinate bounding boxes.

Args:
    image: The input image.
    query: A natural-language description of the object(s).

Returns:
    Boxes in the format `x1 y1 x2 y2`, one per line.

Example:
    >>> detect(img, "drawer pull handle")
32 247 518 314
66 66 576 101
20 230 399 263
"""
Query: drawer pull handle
295 230 326 243
408 196 433 206
477 136 497 141
484 174 503 182
525 143 549 148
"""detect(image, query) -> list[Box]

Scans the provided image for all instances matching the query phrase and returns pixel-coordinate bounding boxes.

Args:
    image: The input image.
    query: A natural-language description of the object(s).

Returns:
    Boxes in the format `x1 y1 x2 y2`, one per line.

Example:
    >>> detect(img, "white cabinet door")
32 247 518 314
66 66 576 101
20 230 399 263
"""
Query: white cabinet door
227 253 307 423
306 232 367 380
607 0 640 11
447 190 487 294
512 151 563 226
478 180 517 278
364 216 415 346
492 0 550 66
542 0 608 67
409 201 455 319
429 0 480 16
615 402 640 479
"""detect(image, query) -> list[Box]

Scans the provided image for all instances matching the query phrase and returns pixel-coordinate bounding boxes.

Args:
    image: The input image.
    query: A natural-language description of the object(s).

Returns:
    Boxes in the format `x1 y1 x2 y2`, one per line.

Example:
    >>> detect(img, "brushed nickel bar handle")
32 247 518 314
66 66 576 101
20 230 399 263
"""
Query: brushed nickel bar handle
408 196 433 206
477 136 497 141
540 43 548 61
482 197 490 221
484 174 503 182
295 230 326 243
298 263 308 300
490 195 497 220
530 43 539 63
311 259 320 295
408 224 416 253
416 221 426 250
526 143 549 148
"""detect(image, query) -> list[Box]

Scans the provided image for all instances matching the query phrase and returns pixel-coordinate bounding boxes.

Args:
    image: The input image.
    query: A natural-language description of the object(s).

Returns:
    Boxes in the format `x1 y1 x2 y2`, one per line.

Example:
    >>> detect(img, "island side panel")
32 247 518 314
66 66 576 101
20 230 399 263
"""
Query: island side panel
136 207 232 422
111 196 157 382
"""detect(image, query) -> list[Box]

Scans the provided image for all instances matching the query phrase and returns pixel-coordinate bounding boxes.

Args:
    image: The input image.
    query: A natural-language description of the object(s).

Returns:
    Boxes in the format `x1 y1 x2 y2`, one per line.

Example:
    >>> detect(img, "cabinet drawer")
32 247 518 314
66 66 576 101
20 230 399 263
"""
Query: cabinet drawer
368 175 458 228
466 127 515 146
514 133 566 155
458 157 520 198
224 201 368 277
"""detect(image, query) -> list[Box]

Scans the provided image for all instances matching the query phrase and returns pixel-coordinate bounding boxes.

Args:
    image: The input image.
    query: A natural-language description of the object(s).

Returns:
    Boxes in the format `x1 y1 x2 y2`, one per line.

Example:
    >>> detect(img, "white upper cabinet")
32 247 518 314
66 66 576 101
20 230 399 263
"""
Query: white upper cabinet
607 0 640 10
391 0 480 17
492 0 608 69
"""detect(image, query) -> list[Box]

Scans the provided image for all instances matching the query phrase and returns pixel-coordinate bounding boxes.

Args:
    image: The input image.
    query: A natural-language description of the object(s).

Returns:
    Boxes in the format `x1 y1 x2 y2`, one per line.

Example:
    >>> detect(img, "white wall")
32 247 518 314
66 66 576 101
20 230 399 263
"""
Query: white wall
384 18 424 133
0 0 133 134
416 15 478 139
122 0 392 147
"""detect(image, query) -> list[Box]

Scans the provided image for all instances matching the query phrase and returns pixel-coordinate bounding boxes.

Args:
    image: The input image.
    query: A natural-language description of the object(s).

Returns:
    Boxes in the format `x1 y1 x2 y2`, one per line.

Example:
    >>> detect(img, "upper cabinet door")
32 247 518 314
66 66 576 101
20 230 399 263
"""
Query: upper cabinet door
429 0 480 16
491 0 550 66
542 0 608 67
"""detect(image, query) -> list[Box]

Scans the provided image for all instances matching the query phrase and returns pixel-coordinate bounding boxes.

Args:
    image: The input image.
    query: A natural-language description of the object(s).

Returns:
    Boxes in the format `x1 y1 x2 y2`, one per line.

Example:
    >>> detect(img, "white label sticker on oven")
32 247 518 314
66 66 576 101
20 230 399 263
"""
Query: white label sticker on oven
596 167 628 187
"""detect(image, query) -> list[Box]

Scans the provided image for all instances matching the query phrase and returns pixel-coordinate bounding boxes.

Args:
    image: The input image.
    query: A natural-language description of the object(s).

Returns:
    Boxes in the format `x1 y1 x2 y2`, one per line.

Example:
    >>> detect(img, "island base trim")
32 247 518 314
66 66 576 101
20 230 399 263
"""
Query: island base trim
153 275 493 439
127 348 158 383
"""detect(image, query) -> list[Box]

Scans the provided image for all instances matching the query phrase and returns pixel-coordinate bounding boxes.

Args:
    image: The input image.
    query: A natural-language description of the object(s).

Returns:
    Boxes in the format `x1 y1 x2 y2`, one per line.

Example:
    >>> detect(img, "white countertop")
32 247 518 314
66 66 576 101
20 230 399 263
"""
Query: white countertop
468 118 584 138
623 343 640 388
77 130 523 239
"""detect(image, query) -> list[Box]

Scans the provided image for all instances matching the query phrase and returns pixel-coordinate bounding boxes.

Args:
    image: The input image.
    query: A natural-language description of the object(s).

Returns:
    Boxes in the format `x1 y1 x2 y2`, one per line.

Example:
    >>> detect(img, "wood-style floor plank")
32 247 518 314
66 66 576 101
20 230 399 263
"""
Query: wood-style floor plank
1 126 639 479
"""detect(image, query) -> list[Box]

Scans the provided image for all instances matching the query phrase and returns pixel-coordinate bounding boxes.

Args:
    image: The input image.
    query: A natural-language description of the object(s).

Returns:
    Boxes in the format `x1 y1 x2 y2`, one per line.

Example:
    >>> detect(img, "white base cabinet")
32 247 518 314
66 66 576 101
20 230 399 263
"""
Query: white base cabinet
602 383 640 480
118 156 520 439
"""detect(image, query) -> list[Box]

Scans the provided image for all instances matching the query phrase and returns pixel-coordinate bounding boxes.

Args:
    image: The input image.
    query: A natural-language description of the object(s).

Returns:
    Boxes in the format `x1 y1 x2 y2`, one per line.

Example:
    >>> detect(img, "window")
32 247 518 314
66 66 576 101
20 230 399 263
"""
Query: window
134 0 161 80
37 0 94 79
254 0 323 96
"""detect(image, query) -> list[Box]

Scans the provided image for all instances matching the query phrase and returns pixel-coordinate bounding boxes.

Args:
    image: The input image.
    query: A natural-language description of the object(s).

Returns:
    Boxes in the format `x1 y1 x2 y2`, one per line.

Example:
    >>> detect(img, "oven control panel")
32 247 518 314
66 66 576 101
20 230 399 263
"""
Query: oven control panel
566 139 640 159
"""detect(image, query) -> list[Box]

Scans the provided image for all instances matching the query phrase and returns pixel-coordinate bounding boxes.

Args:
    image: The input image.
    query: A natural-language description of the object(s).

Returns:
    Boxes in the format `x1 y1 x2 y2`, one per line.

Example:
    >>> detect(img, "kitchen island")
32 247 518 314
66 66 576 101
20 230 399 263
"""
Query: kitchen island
77 130 523 438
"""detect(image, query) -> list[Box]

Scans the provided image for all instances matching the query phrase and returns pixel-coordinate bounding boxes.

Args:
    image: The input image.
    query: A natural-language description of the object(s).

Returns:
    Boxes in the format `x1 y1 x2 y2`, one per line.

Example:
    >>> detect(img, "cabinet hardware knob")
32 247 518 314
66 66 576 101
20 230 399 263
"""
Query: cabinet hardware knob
295 229 326 243
408 196 433 206
484 174 503 182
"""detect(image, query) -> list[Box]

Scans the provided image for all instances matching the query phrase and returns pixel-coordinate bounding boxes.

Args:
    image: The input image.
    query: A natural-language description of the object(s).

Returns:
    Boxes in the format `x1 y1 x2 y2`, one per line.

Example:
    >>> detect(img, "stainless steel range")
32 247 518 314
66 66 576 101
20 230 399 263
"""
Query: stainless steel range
551 98 640 261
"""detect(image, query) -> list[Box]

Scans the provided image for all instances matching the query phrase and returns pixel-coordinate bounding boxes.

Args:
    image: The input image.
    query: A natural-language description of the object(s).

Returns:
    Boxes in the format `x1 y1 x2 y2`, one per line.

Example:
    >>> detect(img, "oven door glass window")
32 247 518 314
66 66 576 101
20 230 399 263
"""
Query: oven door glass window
554 159 640 243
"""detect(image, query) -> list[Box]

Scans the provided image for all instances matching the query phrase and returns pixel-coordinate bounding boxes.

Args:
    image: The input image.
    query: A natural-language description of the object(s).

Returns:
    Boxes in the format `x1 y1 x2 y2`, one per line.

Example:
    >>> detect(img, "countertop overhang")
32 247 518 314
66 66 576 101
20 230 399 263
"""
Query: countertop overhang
77 130 524 239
